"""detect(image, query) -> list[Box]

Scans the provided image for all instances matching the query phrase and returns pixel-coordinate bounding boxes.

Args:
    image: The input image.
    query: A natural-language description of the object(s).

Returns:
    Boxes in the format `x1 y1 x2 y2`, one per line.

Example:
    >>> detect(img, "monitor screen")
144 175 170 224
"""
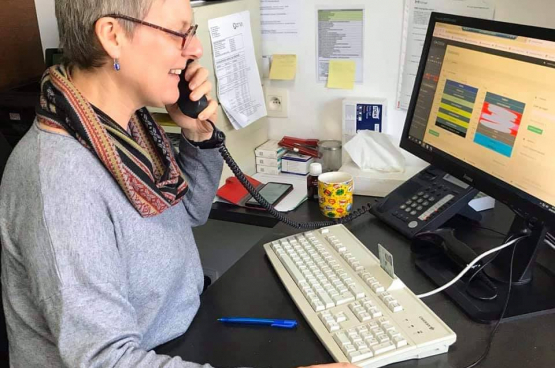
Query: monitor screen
402 16 555 222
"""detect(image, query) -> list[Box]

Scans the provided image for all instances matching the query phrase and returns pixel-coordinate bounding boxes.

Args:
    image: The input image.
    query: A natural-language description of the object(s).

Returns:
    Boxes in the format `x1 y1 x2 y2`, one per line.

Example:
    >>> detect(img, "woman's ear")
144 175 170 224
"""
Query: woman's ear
94 17 125 59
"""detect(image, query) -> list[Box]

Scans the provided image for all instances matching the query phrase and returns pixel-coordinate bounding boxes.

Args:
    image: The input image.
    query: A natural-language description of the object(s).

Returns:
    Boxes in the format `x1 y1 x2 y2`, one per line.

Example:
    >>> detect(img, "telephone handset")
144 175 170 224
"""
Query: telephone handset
177 60 209 119
176 61 374 229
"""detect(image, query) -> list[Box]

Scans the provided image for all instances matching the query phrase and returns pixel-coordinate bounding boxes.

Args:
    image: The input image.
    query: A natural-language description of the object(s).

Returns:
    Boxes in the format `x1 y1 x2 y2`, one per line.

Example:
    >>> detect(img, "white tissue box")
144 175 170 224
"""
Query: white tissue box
340 161 426 197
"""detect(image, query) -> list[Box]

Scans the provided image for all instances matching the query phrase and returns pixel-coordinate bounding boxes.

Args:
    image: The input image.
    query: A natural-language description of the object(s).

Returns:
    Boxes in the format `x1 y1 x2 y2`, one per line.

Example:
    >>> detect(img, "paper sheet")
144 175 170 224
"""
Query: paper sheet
396 0 495 110
261 0 299 42
269 54 297 80
317 8 364 84
208 11 267 130
327 60 356 89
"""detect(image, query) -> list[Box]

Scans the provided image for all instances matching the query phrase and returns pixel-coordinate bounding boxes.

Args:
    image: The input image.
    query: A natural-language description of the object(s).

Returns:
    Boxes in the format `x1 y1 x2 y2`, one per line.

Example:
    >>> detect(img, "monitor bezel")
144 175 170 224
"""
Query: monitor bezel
399 12 555 226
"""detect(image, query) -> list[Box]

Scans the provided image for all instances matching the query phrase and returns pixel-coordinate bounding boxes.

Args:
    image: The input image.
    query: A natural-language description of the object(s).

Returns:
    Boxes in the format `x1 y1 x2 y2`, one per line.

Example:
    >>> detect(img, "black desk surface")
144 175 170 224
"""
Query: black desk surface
157 197 555 368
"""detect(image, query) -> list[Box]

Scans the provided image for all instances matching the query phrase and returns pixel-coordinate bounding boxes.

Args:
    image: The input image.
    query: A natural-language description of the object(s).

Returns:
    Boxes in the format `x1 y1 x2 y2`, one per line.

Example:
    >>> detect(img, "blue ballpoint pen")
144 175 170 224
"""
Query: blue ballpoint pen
218 317 298 329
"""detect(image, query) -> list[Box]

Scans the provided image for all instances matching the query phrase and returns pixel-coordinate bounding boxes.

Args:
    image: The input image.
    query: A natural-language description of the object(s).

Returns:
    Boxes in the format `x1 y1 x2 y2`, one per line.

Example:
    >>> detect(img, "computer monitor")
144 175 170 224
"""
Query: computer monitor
400 13 555 321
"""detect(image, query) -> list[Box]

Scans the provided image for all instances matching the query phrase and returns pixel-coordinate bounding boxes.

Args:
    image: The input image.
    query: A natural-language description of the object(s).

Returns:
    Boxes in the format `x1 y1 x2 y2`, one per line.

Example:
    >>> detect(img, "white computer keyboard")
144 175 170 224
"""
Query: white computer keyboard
263 224 456 368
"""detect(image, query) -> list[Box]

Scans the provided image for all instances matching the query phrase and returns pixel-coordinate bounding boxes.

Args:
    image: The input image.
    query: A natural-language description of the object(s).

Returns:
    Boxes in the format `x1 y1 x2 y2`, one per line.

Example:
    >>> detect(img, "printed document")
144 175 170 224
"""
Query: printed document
317 9 364 84
396 0 494 110
208 11 267 129
261 0 299 39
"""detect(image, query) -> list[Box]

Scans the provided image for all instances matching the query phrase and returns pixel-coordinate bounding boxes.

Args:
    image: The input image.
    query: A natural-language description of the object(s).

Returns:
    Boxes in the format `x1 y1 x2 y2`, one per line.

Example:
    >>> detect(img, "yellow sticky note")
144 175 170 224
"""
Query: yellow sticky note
327 60 356 89
269 54 297 80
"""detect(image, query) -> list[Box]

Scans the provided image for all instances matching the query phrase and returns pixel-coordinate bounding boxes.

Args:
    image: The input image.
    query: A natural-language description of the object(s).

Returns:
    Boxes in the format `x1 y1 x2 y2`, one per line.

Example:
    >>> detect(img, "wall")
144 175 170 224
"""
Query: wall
34 0 58 56
33 0 555 162
261 0 555 164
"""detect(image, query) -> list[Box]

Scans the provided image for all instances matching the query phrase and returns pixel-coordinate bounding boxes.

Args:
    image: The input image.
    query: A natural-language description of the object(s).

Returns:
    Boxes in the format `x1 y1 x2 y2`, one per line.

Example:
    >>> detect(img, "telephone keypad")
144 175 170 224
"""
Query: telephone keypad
392 182 460 226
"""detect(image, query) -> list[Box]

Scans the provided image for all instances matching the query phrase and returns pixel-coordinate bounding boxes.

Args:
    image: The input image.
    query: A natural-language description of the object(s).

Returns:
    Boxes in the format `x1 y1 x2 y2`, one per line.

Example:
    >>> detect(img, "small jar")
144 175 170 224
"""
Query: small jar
307 162 322 201
317 140 342 172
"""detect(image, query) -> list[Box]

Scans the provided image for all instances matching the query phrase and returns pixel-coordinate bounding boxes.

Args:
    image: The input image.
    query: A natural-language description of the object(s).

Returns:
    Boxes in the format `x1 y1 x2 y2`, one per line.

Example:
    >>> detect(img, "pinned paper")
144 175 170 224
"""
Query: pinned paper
327 60 356 89
269 54 297 80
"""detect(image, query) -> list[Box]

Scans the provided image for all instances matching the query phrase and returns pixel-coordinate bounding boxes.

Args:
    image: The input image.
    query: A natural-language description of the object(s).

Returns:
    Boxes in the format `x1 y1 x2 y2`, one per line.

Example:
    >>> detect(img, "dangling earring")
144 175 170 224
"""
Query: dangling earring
113 58 121 71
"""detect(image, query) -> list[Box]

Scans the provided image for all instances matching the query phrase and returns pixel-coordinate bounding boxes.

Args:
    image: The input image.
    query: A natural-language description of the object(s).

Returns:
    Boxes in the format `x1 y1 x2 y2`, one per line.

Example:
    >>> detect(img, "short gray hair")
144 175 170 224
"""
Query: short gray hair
55 0 156 69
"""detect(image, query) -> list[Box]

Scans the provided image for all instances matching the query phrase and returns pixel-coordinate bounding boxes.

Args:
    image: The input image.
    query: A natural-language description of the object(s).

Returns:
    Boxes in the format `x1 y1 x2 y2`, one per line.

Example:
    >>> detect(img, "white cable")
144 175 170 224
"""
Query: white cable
547 239 555 251
417 236 525 299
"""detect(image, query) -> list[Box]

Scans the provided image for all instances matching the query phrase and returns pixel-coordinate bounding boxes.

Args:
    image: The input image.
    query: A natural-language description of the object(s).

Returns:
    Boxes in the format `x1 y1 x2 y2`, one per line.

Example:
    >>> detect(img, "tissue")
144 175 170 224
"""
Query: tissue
344 131 406 172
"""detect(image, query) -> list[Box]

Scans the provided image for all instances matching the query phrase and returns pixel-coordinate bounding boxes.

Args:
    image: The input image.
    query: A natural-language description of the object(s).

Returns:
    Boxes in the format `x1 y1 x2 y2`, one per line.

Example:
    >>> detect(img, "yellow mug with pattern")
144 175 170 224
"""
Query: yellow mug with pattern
318 172 354 218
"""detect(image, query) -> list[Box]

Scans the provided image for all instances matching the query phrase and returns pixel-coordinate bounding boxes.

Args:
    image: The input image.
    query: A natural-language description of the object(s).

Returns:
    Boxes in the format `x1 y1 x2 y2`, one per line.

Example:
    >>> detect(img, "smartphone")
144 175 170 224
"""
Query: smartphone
245 182 294 209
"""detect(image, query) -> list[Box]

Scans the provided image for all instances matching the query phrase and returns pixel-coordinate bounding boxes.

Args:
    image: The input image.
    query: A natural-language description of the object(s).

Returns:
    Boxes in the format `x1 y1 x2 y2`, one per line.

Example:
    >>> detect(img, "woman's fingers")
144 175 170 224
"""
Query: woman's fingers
189 79 213 102
187 65 210 90
183 60 202 82
199 99 218 121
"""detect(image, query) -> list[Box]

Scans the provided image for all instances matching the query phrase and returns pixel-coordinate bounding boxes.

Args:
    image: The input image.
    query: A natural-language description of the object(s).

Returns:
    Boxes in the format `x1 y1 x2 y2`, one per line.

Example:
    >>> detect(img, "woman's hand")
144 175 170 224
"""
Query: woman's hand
297 364 359 368
166 61 218 142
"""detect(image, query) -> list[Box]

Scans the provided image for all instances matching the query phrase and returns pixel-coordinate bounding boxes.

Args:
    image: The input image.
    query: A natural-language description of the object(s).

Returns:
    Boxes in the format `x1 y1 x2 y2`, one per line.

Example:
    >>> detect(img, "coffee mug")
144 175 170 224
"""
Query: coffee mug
318 172 354 218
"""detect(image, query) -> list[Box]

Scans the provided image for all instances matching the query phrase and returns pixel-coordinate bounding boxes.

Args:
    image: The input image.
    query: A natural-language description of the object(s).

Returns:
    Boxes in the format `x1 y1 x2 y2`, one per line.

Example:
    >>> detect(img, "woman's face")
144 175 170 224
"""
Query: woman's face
119 0 202 108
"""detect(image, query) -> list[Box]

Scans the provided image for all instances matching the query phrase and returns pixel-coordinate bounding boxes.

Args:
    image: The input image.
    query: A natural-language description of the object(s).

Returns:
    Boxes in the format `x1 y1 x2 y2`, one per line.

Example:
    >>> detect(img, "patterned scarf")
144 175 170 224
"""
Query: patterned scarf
36 65 189 217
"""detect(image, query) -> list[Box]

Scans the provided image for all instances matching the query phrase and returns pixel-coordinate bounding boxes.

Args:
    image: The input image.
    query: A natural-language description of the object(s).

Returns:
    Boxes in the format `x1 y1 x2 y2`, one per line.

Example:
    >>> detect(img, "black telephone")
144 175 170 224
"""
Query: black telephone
370 166 480 238
177 60 209 118
176 62 374 229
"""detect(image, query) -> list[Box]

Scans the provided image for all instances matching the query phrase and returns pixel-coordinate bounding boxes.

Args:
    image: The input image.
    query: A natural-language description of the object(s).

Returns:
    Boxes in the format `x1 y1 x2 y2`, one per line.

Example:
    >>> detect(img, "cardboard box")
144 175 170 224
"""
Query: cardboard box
255 140 286 159
256 164 281 175
281 153 313 175
255 156 283 167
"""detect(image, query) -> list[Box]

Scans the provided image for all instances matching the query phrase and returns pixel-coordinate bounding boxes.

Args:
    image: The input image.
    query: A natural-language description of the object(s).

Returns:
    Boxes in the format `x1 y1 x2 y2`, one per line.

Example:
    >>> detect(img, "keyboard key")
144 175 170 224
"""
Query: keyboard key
350 348 373 363
388 329 401 339
358 312 372 322
372 341 396 355
326 320 340 332
279 253 305 285
368 307 382 318
354 340 368 350
381 323 395 331
392 335 408 348
311 299 325 312
348 284 366 299
342 344 357 354
316 289 335 309
370 282 385 293
335 312 347 323
389 302 404 313
333 293 355 305
333 332 351 347
377 334 390 343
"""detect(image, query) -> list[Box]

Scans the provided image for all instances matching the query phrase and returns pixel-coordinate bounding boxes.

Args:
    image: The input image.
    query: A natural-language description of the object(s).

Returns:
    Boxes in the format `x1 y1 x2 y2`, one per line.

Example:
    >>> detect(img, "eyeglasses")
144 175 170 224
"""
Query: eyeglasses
103 14 198 50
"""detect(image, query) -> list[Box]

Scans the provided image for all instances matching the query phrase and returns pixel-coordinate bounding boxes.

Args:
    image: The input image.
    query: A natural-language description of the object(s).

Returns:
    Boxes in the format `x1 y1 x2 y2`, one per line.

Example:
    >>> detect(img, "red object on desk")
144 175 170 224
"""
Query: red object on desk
217 175 264 208
278 136 320 158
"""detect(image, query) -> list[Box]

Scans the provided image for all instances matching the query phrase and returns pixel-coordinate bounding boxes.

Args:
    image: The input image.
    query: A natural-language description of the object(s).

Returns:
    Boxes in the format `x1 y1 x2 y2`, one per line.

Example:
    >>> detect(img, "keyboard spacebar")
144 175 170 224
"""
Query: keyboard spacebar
278 253 305 285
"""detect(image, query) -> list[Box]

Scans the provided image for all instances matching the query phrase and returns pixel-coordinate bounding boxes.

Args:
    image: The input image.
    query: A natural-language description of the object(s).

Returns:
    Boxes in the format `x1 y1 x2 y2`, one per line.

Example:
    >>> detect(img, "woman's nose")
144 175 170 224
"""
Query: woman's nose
183 36 203 60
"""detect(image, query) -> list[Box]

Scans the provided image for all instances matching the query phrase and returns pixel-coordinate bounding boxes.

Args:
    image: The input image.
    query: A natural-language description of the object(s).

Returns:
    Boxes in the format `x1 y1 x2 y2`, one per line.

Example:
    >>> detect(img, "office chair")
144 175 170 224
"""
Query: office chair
0 132 12 361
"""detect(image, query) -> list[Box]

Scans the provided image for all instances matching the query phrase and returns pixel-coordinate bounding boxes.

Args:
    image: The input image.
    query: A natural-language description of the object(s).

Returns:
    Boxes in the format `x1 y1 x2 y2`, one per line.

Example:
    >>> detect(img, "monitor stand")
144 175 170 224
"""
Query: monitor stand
414 212 555 324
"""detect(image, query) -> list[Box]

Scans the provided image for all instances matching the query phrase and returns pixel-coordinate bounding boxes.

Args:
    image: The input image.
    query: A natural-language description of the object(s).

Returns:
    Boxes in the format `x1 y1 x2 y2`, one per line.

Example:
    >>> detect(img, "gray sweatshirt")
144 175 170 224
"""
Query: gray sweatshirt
0 122 223 367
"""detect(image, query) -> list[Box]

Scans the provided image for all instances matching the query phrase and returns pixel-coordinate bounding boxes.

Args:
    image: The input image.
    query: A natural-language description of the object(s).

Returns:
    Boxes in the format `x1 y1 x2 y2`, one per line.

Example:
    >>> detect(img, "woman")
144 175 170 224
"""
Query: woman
0 0 357 367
